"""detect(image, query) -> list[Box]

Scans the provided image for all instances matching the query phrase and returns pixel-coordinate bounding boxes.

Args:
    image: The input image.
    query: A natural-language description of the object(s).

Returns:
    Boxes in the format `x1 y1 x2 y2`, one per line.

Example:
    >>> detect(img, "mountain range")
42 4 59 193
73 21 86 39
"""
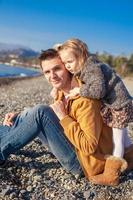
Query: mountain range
0 42 39 57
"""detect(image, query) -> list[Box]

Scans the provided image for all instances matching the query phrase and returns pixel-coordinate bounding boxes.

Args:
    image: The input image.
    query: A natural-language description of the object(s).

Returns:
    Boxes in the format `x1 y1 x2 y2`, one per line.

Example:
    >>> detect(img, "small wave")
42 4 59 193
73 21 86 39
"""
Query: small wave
20 73 27 77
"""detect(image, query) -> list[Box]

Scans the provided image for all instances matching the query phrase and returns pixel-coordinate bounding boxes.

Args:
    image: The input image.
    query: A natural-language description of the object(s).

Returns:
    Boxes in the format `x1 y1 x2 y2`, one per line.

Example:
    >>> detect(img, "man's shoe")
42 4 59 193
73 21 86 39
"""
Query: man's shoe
74 171 85 180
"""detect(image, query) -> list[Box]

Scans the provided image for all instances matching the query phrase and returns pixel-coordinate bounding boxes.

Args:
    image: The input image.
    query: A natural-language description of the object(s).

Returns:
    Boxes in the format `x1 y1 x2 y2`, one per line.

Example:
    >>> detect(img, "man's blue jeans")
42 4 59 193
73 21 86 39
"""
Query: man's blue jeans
0 105 82 175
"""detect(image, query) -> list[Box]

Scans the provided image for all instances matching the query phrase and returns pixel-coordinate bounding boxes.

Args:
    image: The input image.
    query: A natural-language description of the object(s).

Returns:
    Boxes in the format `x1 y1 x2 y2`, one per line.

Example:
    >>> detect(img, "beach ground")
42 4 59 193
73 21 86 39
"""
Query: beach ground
0 75 133 200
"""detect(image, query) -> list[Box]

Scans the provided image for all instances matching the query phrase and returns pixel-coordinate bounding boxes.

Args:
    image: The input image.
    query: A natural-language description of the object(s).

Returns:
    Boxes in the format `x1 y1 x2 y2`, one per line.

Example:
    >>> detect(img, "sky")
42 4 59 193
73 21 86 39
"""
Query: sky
0 0 133 55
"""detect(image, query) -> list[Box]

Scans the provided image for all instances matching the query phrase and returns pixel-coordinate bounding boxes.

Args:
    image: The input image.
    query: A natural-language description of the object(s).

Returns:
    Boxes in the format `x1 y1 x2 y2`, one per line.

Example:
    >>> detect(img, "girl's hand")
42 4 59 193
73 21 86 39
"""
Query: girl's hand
3 112 19 126
50 101 67 120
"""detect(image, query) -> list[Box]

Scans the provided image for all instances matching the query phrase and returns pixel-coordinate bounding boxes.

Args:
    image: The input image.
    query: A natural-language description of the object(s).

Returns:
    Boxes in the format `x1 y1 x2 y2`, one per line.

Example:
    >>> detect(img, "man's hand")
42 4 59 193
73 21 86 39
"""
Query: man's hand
50 101 67 120
3 112 19 126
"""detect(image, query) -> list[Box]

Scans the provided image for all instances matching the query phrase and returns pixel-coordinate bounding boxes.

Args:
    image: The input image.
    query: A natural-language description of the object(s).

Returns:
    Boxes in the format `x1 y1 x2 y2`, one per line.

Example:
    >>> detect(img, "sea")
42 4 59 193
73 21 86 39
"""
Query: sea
0 64 41 78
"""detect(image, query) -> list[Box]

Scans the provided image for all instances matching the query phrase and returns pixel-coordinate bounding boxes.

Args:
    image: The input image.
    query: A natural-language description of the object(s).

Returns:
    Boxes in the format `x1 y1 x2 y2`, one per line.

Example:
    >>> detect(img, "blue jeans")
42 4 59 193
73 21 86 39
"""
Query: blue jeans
0 105 82 175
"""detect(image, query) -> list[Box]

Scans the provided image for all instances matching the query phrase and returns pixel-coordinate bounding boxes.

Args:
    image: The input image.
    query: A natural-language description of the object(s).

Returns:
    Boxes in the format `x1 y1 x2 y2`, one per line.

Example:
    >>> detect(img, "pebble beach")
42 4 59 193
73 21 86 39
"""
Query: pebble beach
0 75 133 200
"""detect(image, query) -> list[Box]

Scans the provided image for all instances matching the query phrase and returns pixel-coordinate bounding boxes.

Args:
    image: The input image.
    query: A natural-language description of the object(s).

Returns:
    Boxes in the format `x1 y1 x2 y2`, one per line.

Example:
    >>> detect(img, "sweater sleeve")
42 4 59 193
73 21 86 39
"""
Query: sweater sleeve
80 63 106 99
60 98 103 156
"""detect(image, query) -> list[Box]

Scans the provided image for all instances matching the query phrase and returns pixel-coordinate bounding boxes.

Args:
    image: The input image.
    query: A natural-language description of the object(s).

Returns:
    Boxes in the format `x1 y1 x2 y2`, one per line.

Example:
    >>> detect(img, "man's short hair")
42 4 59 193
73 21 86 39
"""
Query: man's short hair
39 49 60 68
39 48 59 60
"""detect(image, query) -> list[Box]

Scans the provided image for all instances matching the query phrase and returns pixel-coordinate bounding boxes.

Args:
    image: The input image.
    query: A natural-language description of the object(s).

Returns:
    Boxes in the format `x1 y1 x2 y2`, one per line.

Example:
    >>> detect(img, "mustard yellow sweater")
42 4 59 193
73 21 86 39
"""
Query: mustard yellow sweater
57 90 113 179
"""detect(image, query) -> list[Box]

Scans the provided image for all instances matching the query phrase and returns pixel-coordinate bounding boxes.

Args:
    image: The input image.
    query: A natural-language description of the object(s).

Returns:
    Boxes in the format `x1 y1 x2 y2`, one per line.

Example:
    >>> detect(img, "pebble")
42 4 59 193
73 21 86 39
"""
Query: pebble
20 190 27 194
1 186 11 196
26 186 33 192
0 76 133 200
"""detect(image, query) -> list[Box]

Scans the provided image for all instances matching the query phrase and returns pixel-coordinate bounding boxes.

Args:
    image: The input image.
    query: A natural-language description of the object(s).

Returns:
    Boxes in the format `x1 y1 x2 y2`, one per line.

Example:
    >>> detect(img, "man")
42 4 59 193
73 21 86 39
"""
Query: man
0 49 81 175
0 49 132 186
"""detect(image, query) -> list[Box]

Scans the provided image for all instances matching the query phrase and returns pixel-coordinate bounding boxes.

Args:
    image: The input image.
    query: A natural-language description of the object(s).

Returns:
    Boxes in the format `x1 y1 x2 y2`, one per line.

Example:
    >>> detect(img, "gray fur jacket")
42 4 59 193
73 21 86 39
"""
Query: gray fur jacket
79 56 132 109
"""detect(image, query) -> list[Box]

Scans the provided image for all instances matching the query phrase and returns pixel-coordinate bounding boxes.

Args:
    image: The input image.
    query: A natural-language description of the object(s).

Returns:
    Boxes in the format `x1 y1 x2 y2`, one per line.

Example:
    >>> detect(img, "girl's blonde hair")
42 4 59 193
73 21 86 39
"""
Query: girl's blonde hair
54 38 89 67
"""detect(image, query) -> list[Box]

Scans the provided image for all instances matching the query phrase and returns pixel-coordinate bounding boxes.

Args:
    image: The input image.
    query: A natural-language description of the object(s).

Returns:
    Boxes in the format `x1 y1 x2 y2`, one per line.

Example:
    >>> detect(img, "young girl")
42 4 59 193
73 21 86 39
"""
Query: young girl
54 38 133 186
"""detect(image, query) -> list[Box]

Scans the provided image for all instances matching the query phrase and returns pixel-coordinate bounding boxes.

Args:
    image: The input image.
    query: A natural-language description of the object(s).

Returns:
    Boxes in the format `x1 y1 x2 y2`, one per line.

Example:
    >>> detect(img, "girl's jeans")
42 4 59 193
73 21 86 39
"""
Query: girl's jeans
0 105 82 175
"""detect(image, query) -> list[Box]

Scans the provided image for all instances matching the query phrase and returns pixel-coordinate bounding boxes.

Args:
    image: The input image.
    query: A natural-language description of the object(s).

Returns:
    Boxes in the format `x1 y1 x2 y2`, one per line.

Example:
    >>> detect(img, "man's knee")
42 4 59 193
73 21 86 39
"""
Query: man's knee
29 104 58 125
32 104 52 116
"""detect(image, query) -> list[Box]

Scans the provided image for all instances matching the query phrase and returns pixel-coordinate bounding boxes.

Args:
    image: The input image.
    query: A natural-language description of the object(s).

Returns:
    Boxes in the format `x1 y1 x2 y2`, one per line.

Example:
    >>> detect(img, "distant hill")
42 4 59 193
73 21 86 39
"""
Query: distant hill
0 42 39 57
0 42 26 51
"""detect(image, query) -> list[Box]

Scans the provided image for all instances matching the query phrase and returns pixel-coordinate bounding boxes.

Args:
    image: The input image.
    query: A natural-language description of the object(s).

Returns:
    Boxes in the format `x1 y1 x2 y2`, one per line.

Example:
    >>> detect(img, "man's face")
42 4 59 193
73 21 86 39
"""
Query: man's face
41 56 71 90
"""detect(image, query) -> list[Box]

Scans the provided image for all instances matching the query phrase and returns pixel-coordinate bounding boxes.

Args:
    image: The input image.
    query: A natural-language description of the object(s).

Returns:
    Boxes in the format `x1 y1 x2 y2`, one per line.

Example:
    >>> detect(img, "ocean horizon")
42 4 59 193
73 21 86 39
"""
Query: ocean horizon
0 64 41 78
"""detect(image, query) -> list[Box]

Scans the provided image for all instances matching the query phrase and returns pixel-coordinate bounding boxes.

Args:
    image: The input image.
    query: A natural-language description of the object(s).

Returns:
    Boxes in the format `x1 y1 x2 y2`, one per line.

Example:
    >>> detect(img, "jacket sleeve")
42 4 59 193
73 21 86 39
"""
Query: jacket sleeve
60 98 103 155
80 63 106 99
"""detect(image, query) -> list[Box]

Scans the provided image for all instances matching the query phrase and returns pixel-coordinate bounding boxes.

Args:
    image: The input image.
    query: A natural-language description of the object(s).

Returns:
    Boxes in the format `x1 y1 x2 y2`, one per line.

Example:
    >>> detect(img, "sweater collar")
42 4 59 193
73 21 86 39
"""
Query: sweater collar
55 77 81 101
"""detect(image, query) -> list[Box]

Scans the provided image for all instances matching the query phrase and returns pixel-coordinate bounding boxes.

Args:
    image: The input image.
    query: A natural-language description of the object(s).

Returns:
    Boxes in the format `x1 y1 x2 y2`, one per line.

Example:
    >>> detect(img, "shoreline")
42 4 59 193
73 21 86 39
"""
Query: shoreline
0 75 132 95
0 74 43 86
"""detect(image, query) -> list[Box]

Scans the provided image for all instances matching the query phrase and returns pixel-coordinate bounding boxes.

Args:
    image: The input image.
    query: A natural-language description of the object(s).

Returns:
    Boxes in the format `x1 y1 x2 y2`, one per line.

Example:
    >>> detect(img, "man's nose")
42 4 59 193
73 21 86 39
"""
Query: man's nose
50 71 56 78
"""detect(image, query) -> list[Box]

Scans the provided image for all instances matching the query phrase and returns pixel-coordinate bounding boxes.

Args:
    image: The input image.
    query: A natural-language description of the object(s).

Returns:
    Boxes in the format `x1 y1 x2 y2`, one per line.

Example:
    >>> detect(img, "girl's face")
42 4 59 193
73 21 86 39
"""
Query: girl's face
59 49 80 74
